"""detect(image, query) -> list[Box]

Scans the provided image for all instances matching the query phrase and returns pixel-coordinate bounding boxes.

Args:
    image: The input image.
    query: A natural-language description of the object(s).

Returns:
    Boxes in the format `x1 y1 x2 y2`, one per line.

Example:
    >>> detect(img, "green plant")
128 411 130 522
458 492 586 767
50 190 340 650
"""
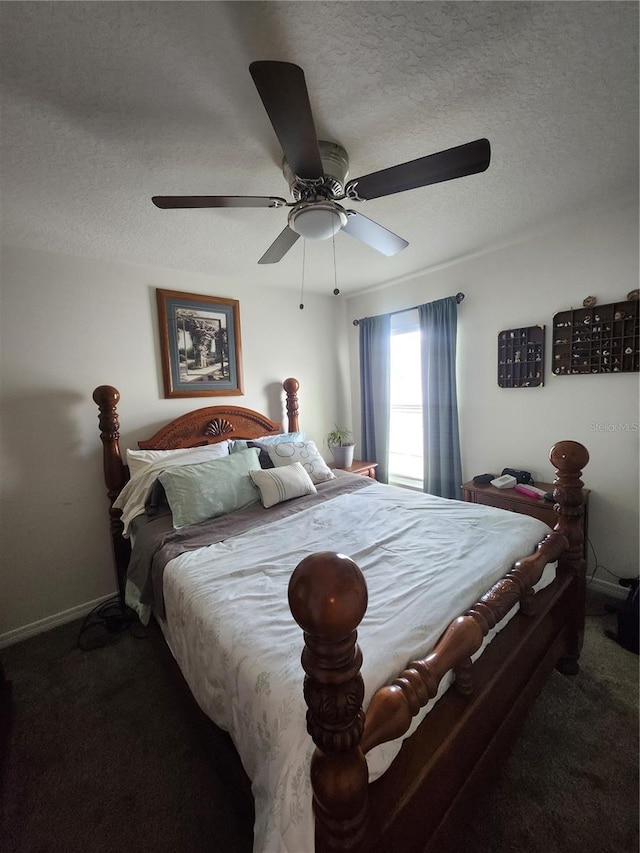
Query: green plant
325 425 354 448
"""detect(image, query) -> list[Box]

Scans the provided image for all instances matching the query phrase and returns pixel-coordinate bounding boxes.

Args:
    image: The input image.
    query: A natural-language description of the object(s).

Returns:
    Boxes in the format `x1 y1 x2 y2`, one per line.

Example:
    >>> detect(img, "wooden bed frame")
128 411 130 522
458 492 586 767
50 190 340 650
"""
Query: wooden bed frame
93 377 301 600
93 378 589 853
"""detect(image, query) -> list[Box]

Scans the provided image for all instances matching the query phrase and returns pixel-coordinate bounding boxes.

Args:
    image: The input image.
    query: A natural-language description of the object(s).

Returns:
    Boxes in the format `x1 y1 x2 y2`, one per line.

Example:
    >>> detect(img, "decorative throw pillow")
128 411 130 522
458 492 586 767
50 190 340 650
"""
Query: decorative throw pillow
265 440 336 485
249 463 317 508
126 441 229 478
250 432 306 446
158 447 260 529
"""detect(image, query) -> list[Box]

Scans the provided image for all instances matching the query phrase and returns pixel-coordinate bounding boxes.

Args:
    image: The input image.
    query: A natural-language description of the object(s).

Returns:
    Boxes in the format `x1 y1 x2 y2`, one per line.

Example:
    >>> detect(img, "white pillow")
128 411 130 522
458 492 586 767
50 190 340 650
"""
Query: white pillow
249 463 317 508
126 441 229 478
265 440 336 485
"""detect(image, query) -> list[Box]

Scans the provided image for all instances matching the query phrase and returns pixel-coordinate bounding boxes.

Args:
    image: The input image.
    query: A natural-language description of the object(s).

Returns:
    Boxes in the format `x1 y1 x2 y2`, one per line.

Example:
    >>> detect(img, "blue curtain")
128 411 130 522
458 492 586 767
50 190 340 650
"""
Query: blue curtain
359 314 391 484
418 296 462 500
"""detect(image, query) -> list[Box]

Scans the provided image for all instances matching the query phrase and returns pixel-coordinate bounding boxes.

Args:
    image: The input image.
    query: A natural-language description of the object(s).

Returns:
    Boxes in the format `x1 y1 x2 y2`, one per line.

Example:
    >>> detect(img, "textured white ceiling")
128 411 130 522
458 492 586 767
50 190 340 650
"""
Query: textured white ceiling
1 2 637 295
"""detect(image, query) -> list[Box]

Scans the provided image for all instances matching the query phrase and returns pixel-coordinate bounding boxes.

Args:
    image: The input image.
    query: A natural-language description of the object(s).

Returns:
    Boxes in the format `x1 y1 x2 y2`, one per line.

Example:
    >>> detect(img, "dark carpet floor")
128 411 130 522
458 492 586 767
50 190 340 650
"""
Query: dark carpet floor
0 589 637 853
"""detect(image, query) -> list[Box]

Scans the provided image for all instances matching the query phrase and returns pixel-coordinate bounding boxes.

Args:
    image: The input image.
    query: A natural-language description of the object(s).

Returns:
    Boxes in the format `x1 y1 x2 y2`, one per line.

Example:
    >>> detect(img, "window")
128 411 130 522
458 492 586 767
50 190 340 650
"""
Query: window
389 311 423 488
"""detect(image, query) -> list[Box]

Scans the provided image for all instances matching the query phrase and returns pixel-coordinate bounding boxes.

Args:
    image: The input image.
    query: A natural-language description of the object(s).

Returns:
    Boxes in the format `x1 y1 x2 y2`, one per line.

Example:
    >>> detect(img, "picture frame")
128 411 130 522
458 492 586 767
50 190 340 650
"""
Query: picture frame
156 288 244 398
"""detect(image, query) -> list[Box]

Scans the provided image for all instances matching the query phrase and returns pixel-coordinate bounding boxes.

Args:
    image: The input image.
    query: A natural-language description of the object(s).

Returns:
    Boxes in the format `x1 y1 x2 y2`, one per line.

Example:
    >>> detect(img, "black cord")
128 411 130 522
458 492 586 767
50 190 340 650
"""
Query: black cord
586 536 638 587
77 595 146 651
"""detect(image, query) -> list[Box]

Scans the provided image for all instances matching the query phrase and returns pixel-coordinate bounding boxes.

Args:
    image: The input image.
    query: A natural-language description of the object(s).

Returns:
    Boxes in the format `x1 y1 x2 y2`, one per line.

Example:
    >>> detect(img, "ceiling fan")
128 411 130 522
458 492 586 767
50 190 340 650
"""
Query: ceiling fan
152 61 491 265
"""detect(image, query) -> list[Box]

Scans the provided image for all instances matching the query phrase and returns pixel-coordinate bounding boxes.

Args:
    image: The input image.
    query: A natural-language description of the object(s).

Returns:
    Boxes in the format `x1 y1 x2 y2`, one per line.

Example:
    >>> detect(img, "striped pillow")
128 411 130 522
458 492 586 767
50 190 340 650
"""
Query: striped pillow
249 462 316 508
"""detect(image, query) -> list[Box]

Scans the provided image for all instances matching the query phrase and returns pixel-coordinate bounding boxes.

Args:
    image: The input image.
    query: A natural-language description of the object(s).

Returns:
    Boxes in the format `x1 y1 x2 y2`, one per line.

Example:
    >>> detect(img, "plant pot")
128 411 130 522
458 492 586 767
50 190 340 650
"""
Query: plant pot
331 445 355 469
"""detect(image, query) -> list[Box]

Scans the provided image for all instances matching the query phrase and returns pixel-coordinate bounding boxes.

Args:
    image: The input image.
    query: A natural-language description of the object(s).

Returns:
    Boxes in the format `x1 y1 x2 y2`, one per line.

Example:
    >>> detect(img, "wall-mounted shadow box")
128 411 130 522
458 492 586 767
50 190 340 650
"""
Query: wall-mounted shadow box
552 300 639 376
497 325 545 388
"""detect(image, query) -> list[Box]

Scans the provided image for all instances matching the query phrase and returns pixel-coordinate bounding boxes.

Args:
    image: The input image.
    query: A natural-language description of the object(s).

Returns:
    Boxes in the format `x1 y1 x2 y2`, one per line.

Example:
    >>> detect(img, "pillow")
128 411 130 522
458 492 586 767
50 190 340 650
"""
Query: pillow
265 440 336 485
144 480 170 517
158 447 260 529
115 441 234 534
229 432 306 459
126 441 229 478
249 463 317 508
250 431 306 446
229 439 274 469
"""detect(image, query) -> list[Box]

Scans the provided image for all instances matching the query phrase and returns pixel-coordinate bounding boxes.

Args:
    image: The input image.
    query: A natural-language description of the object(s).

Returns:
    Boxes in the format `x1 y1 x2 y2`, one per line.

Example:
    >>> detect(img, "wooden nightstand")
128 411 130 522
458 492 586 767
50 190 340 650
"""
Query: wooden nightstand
462 480 589 554
331 460 378 479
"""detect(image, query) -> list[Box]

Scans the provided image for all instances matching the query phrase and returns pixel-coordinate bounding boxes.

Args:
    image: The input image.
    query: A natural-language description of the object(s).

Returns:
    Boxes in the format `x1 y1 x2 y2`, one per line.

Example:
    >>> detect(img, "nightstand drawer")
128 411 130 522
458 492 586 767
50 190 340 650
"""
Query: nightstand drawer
473 490 555 526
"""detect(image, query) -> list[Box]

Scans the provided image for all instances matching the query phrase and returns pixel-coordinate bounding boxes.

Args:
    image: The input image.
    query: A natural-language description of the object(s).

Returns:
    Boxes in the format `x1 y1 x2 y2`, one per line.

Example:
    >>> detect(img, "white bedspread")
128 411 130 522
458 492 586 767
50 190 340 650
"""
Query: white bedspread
160 482 554 853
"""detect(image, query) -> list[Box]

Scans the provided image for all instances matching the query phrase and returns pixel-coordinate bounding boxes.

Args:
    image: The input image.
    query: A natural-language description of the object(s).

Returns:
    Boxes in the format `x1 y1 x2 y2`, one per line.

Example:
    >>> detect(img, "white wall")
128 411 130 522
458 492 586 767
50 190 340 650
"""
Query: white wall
2 202 637 639
346 203 639 586
0 246 344 638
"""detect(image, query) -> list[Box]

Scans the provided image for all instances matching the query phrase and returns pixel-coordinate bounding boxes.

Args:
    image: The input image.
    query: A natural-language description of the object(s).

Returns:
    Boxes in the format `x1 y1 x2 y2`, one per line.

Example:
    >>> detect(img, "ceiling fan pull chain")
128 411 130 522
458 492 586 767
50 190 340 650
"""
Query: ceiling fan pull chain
299 239 306 310
332 229 340 296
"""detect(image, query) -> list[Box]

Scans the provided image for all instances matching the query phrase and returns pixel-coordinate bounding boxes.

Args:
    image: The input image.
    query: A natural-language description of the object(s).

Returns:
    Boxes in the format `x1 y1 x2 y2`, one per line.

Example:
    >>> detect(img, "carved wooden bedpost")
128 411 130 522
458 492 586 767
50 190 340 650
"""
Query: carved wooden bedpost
283 377 300 433
549 440 589 674
288 552 369 853
92 385 131 603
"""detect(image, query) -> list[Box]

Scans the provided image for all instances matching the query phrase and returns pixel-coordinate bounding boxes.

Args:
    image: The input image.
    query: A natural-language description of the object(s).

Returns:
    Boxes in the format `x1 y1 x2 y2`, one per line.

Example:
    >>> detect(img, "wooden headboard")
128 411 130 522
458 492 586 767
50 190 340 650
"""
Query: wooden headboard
93 377 301 600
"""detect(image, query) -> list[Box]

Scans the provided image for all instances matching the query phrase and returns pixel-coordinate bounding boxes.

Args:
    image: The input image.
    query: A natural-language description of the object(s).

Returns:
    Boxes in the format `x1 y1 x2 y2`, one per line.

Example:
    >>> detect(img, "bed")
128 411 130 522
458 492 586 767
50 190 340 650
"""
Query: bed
93 377 589 853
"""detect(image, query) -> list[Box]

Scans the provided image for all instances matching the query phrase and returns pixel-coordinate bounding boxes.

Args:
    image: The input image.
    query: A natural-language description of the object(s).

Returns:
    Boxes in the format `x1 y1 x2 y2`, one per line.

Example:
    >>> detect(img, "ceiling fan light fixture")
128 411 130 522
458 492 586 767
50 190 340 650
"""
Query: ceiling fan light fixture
288 202 348 240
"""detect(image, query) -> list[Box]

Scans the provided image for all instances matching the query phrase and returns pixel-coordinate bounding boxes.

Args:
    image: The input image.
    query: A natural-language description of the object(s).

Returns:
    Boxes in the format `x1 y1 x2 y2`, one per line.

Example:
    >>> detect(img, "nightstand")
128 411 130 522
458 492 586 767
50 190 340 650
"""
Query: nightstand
331 460 378 479
462 480 589 554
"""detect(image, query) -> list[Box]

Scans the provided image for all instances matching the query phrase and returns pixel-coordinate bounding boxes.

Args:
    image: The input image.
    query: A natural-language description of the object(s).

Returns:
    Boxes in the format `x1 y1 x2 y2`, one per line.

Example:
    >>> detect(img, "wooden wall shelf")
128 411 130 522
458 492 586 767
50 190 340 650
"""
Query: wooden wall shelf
498 325 545 388
552 300 639 376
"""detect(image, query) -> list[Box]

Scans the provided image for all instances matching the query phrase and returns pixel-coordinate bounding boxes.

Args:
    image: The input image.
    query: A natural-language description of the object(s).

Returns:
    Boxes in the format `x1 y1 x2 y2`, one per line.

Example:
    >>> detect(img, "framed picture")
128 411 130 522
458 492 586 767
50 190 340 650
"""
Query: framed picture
156 288 244 398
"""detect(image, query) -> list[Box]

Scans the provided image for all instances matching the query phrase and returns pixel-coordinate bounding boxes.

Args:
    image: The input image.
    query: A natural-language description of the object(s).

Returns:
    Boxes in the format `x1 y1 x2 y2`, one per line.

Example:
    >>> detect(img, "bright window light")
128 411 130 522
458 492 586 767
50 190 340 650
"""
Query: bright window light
389 321 423 487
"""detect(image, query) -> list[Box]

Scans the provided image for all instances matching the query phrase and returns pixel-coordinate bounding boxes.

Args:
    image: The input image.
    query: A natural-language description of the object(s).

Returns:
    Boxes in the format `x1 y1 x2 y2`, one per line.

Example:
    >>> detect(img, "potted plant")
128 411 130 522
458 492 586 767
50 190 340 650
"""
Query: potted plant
326 425 355 469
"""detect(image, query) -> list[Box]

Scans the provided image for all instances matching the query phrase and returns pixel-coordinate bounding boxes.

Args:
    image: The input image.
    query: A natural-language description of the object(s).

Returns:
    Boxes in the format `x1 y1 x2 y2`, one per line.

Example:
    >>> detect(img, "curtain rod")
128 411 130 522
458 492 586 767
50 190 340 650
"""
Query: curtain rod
352 292 465 326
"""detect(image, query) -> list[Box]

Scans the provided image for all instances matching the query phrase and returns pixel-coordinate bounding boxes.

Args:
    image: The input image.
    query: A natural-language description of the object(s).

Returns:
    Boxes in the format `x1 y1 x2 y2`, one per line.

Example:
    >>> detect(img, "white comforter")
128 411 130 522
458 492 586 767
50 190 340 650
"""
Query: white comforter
159 482 554 853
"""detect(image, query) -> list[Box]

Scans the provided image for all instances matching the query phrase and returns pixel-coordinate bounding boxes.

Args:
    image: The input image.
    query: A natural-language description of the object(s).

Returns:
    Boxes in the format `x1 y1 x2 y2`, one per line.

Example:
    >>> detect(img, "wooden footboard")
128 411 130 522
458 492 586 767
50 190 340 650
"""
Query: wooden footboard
288 440 589 853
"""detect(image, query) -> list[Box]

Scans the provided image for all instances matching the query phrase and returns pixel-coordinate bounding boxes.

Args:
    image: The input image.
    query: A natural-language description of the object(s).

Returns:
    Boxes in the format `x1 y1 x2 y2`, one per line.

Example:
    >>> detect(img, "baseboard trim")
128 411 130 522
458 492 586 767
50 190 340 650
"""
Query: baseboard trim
587 576 629 601
0 592 118 649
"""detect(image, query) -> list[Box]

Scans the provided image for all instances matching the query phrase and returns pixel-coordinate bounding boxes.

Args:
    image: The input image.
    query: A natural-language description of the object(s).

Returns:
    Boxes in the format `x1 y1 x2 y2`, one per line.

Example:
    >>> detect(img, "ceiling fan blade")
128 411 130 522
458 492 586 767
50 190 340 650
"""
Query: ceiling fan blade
152 195 287 209
249 61 324 180
346 138 491 201
342 211 408 256
257 226 300 264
